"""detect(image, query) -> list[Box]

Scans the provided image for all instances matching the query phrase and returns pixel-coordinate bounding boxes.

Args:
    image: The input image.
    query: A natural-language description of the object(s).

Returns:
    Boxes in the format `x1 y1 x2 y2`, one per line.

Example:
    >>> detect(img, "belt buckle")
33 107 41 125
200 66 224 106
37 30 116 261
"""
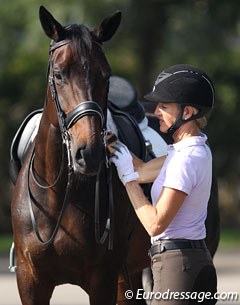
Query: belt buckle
149 241 166 259
154 241 166 255
159 242 166 253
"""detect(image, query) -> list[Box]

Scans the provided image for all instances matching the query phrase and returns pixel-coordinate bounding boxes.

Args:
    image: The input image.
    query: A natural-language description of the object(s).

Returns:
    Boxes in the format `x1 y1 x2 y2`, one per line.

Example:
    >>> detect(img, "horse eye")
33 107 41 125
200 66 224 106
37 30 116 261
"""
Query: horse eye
54 71 62 81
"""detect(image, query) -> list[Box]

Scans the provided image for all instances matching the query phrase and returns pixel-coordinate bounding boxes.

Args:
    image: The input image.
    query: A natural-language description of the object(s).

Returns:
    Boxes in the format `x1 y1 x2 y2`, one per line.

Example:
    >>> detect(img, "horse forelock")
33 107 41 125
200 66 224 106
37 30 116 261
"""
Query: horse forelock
64 24 92 59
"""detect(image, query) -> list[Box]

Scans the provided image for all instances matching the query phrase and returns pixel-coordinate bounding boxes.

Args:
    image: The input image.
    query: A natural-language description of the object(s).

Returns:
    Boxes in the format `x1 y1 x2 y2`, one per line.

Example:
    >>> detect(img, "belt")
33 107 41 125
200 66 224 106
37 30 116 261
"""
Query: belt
149 239 207 258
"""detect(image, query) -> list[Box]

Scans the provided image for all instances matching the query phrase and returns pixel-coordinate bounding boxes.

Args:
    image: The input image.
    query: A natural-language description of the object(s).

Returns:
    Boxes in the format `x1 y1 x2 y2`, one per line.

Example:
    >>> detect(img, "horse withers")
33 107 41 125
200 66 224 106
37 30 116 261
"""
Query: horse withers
11 6 150 305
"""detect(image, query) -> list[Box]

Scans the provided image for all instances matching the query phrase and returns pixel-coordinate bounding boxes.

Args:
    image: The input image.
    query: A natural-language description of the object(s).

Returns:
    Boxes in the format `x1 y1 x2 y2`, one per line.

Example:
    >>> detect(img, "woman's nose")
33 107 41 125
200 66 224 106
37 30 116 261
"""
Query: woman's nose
154 106 161 116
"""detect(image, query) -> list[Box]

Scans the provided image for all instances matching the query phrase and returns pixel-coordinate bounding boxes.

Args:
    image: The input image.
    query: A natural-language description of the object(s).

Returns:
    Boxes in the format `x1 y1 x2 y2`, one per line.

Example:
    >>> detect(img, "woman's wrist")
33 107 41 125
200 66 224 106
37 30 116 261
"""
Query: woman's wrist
122 171 139 186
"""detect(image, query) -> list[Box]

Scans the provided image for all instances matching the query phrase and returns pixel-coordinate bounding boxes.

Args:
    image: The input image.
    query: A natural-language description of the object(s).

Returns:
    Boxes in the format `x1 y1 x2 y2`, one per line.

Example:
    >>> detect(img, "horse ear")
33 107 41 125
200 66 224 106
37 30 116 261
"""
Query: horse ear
94 11 122 42
39 6 65 42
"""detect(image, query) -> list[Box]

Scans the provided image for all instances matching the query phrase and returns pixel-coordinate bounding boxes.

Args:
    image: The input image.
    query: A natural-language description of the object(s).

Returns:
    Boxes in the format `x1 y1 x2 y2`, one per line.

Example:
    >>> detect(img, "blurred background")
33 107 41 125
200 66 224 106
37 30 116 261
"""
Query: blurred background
0 0 239 247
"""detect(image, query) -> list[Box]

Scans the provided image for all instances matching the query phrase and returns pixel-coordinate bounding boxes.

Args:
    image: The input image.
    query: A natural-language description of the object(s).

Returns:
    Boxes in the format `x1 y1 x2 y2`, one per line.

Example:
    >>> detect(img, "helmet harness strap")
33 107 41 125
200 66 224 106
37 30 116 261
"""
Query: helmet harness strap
167 104 205 136
167 104 185 136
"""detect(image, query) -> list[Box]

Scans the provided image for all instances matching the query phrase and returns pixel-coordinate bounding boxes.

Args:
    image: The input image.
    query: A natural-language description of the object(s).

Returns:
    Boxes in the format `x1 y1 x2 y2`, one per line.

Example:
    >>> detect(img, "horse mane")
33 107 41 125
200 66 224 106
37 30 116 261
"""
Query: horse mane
64 24 93 58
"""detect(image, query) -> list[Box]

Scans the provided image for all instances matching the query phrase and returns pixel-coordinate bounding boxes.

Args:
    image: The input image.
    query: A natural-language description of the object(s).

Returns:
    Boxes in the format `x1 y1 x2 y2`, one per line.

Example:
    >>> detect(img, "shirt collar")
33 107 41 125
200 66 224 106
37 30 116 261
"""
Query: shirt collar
168 133 208 152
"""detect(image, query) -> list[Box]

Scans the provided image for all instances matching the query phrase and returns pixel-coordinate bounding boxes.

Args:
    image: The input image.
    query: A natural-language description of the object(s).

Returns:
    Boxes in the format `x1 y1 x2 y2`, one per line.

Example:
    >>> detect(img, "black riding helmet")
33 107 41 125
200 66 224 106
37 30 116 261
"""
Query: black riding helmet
144 64 214 134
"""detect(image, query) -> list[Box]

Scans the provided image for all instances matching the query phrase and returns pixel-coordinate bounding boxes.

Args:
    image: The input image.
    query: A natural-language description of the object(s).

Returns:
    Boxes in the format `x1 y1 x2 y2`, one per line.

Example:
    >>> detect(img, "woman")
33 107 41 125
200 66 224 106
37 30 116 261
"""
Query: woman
110 64 217 304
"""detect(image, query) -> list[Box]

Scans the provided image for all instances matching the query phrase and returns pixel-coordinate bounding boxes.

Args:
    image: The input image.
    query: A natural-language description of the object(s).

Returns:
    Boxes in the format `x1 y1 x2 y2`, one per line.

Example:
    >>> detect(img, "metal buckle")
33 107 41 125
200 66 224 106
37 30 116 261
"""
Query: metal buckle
159 242 166 253
145 140 153 153
148 241 166 258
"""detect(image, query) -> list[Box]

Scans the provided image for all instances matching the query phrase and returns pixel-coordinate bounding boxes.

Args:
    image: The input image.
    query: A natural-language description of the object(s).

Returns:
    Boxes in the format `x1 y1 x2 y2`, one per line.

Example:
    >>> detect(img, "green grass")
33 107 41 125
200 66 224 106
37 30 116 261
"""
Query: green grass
0 228 239 254
0 234 13 255
218 228 240 249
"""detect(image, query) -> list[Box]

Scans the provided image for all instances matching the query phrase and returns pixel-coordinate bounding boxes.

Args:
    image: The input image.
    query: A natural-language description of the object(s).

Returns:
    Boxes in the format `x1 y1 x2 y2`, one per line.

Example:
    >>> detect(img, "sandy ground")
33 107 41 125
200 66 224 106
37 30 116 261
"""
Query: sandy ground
0 248 239 305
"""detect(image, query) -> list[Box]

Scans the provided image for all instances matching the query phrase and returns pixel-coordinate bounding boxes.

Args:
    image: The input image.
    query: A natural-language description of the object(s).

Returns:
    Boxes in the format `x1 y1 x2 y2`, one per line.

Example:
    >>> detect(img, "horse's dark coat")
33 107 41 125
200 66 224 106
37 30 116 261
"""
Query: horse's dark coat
11 6 219 305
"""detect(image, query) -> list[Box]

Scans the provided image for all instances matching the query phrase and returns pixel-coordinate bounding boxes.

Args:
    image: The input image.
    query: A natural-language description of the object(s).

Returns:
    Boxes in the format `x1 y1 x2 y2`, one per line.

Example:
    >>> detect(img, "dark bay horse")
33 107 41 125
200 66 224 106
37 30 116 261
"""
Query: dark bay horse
11 6 220 305
11 6 150 305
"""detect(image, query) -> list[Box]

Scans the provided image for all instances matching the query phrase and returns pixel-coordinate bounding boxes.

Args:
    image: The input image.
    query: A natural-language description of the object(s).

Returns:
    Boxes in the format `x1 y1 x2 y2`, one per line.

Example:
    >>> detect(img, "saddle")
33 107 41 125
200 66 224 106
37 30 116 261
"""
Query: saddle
107 76 153 159
9 109 42 184
108 102 151 160
9 80 154 184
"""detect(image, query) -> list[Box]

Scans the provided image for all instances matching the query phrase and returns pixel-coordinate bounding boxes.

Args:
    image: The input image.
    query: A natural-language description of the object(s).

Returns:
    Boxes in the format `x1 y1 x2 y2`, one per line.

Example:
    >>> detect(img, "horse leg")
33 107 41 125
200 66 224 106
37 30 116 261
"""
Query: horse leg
117 217 150 305
16 260 54 305
87 267 118 305
118 270 148 305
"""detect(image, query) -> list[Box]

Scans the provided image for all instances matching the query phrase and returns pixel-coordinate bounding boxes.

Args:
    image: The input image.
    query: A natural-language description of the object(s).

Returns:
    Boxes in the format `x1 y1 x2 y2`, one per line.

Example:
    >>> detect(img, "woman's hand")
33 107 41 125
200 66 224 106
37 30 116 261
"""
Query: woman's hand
110 141 139 185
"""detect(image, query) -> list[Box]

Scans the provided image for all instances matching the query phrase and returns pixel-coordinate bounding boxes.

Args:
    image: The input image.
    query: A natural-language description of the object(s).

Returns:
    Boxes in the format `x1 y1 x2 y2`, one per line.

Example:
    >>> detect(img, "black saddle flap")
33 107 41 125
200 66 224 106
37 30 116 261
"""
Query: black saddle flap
108 102 147 160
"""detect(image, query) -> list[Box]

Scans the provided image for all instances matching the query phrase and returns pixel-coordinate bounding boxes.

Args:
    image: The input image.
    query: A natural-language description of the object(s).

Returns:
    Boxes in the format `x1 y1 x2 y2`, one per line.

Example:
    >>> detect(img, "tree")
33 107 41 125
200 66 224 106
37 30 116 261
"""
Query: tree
1 0 240 233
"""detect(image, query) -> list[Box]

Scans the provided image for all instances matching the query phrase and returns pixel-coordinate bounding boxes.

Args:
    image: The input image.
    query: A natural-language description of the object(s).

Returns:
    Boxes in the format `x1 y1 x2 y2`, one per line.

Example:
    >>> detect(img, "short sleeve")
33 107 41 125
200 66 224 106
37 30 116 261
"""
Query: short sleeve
163 154 196 195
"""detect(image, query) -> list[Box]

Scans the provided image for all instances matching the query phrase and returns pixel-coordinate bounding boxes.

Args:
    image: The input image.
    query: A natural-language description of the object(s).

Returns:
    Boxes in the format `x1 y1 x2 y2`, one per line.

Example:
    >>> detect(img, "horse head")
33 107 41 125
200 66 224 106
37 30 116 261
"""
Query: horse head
39 6 121 176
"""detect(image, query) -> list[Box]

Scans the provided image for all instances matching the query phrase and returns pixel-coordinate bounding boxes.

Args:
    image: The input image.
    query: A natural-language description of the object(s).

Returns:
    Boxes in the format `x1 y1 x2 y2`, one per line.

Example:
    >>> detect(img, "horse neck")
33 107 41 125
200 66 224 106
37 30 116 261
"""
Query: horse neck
33 97 67 186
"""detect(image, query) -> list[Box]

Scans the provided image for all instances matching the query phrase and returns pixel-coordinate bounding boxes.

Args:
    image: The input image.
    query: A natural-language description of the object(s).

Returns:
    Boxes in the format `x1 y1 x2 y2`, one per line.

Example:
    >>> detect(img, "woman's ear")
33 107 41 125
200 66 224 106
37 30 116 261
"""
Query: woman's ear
183 106 195 120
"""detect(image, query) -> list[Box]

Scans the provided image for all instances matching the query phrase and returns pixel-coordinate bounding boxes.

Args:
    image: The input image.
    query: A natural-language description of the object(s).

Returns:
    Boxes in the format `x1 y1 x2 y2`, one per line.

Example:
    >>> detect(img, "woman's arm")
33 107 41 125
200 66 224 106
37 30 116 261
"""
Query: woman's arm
108 139 166 184
132 155 166 184
109 140 186 236
125 181 186 236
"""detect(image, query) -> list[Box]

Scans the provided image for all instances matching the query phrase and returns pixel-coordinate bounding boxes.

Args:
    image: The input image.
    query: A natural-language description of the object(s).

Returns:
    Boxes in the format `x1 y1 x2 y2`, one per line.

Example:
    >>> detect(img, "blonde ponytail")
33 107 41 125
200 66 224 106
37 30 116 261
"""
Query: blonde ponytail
193 107 207 129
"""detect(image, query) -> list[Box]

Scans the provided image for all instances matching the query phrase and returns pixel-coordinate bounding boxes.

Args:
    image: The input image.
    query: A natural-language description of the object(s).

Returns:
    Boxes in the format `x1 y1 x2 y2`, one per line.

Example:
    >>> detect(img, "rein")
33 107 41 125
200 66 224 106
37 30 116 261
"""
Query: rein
28 39 114 249
95 134 114 250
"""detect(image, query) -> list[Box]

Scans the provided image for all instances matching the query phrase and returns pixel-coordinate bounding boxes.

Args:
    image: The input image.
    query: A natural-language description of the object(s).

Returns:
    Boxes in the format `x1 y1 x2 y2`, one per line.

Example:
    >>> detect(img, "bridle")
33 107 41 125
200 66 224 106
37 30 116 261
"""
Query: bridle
28 39 114 248
48 40 105 142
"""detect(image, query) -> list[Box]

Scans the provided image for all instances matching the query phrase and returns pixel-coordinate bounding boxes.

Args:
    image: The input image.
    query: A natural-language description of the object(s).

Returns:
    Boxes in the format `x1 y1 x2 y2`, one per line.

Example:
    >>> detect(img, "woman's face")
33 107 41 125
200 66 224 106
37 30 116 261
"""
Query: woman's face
154 102 180 133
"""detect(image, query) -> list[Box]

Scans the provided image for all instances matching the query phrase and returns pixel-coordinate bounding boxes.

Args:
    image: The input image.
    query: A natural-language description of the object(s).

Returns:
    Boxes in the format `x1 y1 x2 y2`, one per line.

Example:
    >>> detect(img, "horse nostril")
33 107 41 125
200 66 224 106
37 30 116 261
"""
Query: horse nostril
75 144 86 162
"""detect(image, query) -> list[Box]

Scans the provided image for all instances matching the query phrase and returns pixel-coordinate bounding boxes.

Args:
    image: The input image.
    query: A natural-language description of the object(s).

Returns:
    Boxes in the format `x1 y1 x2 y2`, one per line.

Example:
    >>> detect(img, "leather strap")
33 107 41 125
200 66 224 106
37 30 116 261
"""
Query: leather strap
149 239 207 258
65 101 104 129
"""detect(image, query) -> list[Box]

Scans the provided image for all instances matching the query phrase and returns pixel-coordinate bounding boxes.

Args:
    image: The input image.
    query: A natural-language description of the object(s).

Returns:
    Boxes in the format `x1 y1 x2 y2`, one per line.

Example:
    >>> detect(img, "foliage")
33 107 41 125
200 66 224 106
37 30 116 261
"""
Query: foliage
0 234 12 254
1 0 240 232
0 227 239 254
218 227 240 249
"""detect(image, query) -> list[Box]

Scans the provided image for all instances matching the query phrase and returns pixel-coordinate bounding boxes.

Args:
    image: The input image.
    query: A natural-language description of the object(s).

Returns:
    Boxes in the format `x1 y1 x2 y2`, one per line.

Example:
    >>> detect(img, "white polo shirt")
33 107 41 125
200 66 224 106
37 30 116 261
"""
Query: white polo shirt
151 133 212 243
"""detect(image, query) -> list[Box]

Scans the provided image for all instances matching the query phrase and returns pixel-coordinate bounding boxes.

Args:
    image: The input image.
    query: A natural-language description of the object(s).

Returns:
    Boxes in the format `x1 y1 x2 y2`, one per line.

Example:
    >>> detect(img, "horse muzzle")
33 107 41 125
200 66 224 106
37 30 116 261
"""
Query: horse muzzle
72 139 105 176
